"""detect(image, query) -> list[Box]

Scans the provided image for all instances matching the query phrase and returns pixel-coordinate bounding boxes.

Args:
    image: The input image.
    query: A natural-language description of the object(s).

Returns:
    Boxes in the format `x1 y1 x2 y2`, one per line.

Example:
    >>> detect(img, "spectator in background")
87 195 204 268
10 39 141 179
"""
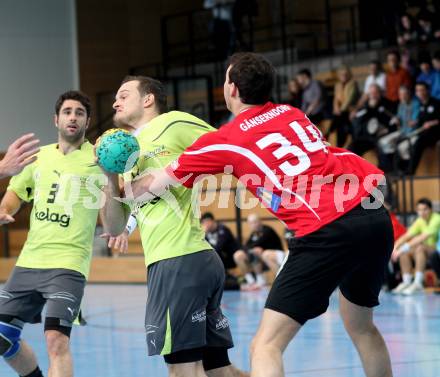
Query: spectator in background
326 65 360 147
232 0 258 50
397 13 419 46
377 85 419 172
417 10 440 42
200 212 238 270
296 68 326 125
349 83 395 156
233 213 283 290
428 229 440 291
385 50 413 111
353 60 386 113
261 229 293 279
431 51 440 100
384 202 407 290
392 198 440 295
409 81 440 173
417 55 435 87
204 0 234 60
286 78 302 109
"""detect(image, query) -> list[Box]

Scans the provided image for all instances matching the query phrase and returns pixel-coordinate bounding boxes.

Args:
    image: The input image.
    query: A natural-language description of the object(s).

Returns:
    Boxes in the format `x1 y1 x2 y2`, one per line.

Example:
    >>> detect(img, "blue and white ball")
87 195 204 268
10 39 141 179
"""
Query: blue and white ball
96 128 140 174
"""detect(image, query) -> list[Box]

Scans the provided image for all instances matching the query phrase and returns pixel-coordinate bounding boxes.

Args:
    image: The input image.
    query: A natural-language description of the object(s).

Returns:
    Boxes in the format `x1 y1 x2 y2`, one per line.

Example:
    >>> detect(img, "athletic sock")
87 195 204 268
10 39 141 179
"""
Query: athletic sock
256 274 266 286
414 271 424 286
244 273 256 284
403 273 412 285
21 366 44 377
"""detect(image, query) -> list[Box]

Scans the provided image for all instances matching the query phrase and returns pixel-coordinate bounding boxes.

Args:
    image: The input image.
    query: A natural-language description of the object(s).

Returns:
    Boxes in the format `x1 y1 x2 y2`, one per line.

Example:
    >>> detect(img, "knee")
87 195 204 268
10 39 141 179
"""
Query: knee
414 245 426 256
250 336 259 358
342 316 377 339
0 319 22 359
45 330 69 358
234 250 247 264
261 251 271 265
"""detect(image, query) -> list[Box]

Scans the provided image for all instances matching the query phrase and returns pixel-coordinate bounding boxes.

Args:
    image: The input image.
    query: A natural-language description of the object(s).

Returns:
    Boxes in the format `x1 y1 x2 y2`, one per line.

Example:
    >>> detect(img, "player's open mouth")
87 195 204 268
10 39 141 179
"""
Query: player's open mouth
67 125 78 131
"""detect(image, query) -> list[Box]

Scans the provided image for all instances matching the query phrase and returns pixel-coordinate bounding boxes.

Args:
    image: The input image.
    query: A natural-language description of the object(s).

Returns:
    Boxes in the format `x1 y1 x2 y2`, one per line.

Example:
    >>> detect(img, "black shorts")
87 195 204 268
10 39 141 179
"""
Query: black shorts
265 203 394 325
145 250 234 356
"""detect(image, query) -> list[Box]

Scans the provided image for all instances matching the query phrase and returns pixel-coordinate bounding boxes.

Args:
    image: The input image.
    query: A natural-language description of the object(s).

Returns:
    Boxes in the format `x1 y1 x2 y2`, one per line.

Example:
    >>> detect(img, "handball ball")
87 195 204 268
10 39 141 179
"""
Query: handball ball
96 129 140 174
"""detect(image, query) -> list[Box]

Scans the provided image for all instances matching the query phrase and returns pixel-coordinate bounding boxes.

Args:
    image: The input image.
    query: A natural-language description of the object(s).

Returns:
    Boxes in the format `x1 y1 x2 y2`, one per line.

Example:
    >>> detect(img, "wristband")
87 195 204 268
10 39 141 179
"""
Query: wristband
125 214 138 235
399 242 411 254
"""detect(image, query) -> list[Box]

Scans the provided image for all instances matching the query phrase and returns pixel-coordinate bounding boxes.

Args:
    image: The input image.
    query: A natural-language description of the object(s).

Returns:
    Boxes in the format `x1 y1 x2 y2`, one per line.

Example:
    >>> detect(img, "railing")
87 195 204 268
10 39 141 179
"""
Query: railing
160 0 361 79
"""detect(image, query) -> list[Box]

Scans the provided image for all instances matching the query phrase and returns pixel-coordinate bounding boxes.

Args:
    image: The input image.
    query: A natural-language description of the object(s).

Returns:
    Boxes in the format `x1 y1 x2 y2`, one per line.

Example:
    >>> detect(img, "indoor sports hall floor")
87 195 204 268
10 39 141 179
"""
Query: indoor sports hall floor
0 284 439 377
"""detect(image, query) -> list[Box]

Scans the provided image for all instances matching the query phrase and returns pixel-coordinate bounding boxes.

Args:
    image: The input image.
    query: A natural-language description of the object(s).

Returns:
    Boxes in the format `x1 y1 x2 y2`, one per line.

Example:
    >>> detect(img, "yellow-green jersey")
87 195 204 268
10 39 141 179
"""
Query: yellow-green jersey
126 111 215 267
7 142 104 278
408 212 440 247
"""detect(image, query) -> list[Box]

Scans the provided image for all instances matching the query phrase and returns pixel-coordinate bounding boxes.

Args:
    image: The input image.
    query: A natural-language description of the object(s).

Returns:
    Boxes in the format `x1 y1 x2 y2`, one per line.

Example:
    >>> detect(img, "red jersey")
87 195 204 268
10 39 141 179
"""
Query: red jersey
167 103 384 237
389 212 406 241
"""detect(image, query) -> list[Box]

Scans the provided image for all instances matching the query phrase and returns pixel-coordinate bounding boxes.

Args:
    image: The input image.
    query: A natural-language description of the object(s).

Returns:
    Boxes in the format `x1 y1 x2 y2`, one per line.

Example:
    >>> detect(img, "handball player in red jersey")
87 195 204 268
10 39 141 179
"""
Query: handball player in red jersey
130 53 394 377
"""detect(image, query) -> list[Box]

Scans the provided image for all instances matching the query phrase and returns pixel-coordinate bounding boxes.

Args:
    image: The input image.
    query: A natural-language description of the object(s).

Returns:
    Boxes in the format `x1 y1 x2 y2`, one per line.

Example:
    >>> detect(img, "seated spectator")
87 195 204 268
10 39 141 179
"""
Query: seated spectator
261 228 292 278
326 65 360 147
353 60 386 113
417 10 440 42
385 50 413 111
286 78 302 109
428 229 440 292
392 198 440 295
397 13 419 46
431 51 440 100
233 213 283 290
201 212 238 270
416 55 435 87
296 68 326 125
348 83 395 156
409 81 440 173
384 202 407 290
377 85 420 172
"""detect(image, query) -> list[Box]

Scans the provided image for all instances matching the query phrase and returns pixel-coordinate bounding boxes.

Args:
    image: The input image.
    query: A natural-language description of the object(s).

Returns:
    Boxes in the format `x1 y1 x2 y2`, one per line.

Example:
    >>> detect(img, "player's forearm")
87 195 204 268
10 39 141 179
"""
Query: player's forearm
407 233 429 247
394 233 411 249
0 191 22 216
0 162 6 179
101 176 128 236
130 169 179 203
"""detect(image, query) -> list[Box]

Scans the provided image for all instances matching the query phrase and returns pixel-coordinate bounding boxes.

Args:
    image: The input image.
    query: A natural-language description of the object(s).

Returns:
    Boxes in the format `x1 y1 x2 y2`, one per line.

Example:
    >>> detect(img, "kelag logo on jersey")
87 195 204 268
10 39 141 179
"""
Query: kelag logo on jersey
257 187 281 212
35 208 71 228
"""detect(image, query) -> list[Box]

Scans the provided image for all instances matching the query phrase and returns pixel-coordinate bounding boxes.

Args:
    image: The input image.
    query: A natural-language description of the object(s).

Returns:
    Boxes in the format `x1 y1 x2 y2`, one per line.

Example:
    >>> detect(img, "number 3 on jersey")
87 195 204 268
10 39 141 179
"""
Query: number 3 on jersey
256 121 327 176
47 183 60 204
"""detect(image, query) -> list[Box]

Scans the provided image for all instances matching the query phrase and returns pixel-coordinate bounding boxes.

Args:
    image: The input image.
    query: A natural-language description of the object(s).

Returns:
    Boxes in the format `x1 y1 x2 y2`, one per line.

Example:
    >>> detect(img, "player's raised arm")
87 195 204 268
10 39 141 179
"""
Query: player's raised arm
0 133 40 179
100 172 130 237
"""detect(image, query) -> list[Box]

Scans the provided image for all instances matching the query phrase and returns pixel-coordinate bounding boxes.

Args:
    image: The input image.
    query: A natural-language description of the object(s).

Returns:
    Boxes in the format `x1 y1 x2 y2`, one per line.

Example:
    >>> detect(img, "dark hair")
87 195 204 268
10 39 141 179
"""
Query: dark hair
297 68 312 78
55 90 92 118
415 81 430 91
387 50 401 62
417 198 432 209
369 60 382 70
121 75 168 114
201 212 215 221
228 52 275 104
433 50 440 61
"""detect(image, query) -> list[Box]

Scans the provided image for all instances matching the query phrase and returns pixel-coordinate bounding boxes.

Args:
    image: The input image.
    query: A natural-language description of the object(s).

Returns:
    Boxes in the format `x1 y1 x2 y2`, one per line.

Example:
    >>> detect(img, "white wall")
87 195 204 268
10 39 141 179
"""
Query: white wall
0 0 79 150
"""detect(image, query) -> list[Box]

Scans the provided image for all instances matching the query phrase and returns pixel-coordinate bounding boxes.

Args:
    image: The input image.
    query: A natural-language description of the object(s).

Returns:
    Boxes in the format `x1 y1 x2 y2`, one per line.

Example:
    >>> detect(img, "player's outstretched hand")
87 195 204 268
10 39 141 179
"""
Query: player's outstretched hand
0 213 15 226
0 133 40 177
100 230 129 254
